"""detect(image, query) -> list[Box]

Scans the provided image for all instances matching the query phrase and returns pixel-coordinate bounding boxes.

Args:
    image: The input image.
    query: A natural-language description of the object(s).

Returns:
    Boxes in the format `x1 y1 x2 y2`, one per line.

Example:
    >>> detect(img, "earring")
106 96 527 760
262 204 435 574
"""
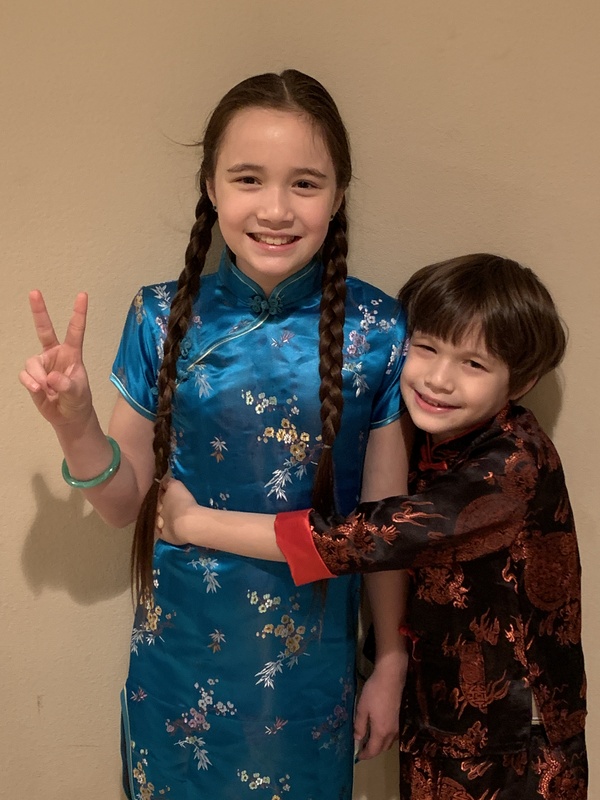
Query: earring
330 213 335 221
212 204 217 212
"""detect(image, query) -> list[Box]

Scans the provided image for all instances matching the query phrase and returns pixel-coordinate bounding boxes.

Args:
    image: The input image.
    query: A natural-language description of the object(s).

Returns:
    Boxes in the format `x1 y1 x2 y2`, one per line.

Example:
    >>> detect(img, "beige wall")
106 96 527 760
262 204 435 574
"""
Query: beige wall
2 1 598 797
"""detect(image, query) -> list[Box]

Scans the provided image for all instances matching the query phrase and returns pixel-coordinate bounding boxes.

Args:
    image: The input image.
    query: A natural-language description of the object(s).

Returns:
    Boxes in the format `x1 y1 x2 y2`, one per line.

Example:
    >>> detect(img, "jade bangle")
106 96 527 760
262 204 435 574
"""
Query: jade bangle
61 436 121 488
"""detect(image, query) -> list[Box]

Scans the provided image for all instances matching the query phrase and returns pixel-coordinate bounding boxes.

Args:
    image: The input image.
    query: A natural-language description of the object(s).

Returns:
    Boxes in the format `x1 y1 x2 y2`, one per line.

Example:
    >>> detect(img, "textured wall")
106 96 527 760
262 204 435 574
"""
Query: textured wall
3 1 598 797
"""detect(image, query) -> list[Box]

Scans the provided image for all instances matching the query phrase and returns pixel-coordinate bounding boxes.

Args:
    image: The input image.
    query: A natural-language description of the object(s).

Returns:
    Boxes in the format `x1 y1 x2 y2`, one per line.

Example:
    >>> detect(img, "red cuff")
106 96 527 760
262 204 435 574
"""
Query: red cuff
274 509 336 586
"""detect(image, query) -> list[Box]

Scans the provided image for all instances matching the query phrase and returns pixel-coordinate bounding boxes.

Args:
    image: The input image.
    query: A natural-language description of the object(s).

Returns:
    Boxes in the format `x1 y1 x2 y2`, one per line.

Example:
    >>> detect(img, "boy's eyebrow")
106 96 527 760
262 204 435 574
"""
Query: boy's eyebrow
460 345 494 361
226 163 328 179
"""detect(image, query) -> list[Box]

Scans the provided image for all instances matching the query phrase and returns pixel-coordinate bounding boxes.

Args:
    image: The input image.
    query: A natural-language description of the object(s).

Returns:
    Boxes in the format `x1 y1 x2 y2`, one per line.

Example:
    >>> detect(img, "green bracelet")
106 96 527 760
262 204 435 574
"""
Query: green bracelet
61 436 121 489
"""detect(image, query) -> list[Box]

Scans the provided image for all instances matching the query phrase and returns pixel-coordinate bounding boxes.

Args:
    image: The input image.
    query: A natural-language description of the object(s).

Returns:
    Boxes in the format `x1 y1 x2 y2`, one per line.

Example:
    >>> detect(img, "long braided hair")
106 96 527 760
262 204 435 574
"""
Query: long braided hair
132 69 352 600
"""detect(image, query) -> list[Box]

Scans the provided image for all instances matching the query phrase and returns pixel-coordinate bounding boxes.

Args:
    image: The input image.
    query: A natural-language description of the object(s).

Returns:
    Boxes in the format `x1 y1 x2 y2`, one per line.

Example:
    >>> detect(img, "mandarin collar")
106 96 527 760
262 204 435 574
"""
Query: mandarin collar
417 403 512 472
216 249 323 316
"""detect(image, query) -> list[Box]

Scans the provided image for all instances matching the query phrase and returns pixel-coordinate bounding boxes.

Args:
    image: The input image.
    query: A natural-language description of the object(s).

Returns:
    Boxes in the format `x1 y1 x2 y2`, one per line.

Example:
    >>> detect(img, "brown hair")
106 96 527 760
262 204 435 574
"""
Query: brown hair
132 70 352 599
398 253 567 395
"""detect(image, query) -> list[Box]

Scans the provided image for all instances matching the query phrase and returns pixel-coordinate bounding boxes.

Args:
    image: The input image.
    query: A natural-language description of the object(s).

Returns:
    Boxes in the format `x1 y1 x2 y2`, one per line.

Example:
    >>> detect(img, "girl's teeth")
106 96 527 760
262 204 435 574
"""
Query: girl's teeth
254 234 295 245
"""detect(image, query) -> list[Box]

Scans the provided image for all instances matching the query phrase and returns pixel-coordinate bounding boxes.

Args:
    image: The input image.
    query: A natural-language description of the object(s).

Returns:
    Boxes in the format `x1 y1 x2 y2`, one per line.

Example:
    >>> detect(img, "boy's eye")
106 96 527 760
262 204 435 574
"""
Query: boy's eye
467 360 486 370
414 343 436 353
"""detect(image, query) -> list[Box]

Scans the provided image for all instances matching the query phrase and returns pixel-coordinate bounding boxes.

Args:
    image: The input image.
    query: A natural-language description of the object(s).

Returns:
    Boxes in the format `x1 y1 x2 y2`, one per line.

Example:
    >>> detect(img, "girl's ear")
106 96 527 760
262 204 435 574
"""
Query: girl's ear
510 376 538 401
332 189 345 217
206 180 216 207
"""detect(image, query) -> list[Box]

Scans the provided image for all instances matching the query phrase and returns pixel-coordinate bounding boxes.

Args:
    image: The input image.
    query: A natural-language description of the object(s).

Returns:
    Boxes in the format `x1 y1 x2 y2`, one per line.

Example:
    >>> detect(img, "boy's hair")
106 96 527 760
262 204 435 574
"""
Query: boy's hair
131 70 352 599
398 253 567 395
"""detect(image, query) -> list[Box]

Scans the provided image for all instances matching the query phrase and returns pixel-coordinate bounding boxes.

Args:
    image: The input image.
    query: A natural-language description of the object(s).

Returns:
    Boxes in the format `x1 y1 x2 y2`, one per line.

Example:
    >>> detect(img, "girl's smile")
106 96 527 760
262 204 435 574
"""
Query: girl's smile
207 107 342 296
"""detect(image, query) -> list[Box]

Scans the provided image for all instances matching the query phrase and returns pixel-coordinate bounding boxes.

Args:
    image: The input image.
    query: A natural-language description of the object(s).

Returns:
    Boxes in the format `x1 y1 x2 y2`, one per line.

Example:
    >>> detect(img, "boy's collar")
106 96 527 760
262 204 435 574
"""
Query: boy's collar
418 402 512 471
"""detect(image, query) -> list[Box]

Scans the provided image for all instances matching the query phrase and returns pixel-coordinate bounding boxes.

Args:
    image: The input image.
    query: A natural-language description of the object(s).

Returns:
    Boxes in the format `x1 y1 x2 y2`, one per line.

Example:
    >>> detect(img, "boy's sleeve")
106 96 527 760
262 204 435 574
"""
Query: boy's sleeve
274 510 336 585
276 431 538 584
110 288 162 421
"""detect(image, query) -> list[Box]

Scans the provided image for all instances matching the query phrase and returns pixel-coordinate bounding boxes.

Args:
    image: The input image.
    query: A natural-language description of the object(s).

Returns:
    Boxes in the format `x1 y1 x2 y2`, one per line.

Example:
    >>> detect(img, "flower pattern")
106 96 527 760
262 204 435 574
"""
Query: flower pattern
130 576 175 655
114 259 405 799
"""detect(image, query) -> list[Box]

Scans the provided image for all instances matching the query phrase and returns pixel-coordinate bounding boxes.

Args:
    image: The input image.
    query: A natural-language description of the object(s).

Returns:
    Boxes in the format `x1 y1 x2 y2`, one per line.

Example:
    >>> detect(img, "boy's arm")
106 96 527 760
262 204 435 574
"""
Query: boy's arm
276 424 536 582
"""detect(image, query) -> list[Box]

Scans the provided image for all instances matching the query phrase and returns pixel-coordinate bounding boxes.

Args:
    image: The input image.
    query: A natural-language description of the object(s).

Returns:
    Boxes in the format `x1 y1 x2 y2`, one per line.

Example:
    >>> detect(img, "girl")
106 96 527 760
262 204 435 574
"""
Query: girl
157 254 588 799
20 71 408 798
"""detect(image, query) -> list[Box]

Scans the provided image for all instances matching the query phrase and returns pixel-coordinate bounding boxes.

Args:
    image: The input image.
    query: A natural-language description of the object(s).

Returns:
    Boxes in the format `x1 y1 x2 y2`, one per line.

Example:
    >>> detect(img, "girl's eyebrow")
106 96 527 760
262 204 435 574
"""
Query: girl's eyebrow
226 163 328 179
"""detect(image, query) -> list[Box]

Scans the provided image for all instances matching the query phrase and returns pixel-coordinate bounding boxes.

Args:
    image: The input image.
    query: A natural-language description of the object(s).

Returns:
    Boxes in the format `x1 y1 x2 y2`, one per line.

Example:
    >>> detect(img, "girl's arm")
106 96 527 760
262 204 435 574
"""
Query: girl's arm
352 421 410 760
20 291 155 527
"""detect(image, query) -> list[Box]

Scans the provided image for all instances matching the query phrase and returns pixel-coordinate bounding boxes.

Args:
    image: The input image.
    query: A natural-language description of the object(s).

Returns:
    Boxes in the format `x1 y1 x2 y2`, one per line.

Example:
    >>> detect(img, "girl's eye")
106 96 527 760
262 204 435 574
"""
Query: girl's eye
467 360 486 370
236 176 259 185
295 180 318 190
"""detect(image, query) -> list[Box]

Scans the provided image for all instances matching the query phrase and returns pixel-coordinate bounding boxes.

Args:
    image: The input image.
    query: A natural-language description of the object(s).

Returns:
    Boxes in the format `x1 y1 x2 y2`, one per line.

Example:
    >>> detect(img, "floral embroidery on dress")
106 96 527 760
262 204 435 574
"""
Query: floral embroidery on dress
132 751 171 799
271 329 295 348
133 290 145 324
237 768 291 797
265 717 288 735
242 391 322 500
210 436 228 462
130 577 175 654
193 364 213 397
386 342 401 375
253 593 319 689
151 284 172 313
343 299 399 396
190 554 221 593
208 492 230 509
311 670 354 756
208 630 226 653
165 678 237 770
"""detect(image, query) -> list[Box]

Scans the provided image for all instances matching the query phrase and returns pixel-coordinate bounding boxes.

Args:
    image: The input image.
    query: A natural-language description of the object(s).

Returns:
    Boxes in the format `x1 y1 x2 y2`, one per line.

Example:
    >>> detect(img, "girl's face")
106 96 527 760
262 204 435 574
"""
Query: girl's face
207 107 343 296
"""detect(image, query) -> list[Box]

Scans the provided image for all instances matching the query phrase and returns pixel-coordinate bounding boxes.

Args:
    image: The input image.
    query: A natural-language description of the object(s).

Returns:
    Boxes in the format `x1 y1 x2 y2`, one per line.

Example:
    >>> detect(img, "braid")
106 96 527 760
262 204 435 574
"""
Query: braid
312 198 349 517
131 191 217 601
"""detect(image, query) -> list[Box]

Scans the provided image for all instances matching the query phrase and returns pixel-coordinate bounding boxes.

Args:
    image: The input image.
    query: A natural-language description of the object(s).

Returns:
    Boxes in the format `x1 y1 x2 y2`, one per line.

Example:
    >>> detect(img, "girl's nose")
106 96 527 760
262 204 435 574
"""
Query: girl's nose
257 188 293 225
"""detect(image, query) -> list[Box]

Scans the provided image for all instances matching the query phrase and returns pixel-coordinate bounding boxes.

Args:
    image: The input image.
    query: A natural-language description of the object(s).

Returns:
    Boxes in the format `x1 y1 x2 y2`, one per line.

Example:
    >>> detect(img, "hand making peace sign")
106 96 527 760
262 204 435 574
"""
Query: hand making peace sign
19 291 94 430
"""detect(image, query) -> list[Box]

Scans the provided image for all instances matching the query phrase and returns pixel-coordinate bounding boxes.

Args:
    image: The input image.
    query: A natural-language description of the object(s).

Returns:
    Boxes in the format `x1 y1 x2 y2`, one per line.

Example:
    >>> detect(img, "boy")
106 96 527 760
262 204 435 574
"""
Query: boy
159 254 588 799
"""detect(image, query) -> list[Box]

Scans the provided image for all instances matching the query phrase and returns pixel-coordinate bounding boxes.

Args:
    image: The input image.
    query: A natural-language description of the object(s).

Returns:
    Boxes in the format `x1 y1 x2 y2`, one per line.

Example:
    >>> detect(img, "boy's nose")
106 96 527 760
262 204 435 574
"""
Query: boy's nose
424 361 454 393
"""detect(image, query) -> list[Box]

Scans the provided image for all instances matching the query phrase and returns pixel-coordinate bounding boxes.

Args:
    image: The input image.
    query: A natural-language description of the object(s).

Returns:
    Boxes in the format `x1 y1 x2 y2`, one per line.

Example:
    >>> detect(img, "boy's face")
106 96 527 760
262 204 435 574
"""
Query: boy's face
400 328 514 444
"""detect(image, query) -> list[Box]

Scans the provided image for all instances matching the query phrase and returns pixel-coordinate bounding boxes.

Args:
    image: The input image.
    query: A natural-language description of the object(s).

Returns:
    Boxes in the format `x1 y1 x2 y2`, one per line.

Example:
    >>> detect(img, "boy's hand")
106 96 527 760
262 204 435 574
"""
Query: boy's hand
353 666 403 760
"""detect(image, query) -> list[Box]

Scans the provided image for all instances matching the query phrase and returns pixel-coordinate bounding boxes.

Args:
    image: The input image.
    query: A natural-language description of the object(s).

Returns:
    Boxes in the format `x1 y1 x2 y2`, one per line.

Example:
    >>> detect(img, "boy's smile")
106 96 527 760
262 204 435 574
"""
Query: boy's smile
401 328 515 444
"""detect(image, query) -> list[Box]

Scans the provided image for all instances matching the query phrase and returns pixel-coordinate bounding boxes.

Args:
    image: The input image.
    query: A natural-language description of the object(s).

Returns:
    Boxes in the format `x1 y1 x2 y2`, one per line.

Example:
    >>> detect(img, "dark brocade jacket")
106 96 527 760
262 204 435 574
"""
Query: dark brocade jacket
275 403 587 760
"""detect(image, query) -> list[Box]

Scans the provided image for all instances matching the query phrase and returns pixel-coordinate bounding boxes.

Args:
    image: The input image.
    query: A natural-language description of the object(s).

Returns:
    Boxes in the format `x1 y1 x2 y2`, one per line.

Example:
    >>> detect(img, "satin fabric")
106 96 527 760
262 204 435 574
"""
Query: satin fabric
287 404 586 778
111 250 406 799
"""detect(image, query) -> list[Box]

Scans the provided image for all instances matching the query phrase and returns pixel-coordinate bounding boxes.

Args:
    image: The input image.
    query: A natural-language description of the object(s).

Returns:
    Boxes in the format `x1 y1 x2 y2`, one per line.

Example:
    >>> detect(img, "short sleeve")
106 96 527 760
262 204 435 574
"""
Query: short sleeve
110 287 163 421
369 304 407 429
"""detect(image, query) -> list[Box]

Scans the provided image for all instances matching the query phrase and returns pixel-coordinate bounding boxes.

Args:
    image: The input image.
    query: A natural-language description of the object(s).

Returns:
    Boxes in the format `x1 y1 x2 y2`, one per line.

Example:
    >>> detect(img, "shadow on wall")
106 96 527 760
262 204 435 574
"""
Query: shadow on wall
21 473 132 603
521 371 564 436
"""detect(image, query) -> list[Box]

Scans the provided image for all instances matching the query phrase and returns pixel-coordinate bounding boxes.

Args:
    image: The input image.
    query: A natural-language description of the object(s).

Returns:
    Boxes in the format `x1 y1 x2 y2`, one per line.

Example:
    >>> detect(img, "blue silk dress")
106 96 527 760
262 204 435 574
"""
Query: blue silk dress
111 250 406 800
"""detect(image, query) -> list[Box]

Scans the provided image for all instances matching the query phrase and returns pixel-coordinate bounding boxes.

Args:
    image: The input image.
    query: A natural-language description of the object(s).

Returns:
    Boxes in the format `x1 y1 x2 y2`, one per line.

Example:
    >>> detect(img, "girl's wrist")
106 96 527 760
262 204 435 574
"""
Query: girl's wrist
55 412 115 482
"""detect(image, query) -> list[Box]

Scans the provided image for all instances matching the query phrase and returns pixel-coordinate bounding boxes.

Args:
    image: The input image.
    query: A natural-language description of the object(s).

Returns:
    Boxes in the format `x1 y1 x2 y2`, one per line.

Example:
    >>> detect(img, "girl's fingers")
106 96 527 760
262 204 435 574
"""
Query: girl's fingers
18 369 42 395
21 355 50 389
29 290 60 350
28 290 88 356
46 369 75 396
63 292 88 352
